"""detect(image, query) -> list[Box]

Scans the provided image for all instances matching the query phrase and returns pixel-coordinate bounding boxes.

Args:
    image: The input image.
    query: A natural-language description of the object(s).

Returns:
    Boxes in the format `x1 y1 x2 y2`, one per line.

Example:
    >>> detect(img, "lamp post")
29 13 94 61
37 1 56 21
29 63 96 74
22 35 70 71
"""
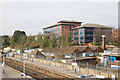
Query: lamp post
2 54 5 74
93 37 95 46
20 49 23 61
23 59 25 78
109 42 112 65
75 52 77 73
23 58 28 78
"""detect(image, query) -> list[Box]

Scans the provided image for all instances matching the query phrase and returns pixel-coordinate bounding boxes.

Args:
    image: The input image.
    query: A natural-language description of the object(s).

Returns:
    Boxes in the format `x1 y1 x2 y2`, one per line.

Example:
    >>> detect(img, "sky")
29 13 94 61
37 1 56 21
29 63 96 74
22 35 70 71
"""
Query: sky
0 0 119 36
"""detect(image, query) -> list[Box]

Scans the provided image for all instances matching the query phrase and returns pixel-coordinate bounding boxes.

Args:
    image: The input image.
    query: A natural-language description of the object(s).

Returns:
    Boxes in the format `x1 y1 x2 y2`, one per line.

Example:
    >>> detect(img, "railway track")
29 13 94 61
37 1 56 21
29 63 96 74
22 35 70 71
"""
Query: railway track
6 61 51 79
5 59 54 80
4 58 76 80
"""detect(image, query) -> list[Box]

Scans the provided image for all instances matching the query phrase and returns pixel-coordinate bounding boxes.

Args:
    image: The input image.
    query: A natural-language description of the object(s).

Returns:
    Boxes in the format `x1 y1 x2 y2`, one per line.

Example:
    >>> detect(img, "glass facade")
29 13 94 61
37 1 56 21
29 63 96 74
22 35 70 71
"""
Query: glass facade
80 28 84 43
73 28 94 44
85 28 93 43
74 29 79 43
43 26 59 39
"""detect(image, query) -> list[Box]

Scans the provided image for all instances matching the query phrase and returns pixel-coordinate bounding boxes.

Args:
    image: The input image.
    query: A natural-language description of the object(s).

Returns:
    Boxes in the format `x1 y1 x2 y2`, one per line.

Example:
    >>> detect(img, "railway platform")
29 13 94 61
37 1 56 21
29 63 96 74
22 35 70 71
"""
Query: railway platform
0 62 24 79
7 57 95 78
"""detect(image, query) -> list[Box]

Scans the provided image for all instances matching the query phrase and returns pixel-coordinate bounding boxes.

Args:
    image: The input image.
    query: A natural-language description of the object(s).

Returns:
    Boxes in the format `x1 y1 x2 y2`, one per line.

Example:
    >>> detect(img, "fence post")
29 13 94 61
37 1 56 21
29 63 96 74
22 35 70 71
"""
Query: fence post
66 60 67 68
42 59 44 63
60 59 61 67
87 62 89 74
79 66 80 72
45 59 47 64
72 65 74 70
107 66 109 78
96 64 98 75
55 61 56 66
79 63 80 72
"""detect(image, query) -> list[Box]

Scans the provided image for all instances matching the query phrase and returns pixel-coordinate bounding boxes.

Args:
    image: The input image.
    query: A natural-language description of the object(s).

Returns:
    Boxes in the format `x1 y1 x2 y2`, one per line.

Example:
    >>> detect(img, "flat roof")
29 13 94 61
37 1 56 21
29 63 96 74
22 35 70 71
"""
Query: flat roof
72 23 113 30
43 23 75 30
58 20 83 23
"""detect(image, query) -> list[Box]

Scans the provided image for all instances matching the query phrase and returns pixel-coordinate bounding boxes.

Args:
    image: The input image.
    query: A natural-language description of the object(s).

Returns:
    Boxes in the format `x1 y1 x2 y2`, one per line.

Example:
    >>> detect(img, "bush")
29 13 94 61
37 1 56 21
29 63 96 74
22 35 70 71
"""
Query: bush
56 45 61 48
90 42 93 45
69 43 74 46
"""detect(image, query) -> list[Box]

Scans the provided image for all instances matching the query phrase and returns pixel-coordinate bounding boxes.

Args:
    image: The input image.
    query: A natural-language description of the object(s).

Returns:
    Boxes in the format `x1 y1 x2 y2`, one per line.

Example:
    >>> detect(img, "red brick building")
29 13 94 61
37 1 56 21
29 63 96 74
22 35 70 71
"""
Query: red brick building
43 20 83 40
112 29 120 43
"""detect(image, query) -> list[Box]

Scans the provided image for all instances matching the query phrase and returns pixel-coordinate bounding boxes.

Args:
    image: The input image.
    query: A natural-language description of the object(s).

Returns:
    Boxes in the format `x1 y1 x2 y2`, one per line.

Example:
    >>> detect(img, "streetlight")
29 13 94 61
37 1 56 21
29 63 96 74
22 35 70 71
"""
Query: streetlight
22 58 28 78
20 49 23 61
75 52 77 73
2 54 5 74
93 37 95 46
23 59 25 78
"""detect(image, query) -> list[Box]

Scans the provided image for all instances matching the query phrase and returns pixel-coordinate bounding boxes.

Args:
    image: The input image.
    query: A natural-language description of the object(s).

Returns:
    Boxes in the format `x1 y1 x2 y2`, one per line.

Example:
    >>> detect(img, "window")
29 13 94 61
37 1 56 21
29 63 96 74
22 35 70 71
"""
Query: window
65 54 70 56
89 52 94 56
72 54 75 57
95 52 98 56
74 37 78 40
74 32 78 35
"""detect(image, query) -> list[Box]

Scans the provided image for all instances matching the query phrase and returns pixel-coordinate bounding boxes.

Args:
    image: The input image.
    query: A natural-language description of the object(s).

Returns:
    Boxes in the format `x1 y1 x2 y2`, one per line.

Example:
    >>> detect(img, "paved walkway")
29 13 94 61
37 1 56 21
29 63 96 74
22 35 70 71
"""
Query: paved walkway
7 57 95 78
0 62 23 79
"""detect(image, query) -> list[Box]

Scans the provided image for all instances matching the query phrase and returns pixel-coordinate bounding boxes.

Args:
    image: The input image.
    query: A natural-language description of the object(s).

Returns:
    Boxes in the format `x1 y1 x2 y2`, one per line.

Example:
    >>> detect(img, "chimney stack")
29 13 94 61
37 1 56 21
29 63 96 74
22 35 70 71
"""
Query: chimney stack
102 35 106 50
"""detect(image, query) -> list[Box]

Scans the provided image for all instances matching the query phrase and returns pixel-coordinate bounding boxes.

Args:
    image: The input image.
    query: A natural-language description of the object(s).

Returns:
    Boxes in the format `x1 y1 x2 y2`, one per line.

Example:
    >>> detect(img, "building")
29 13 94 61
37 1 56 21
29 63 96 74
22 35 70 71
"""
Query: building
41 46 103 65
3 47 11 52
103 48 120 68
43 20 83 41
41 46 103 59
112 28 120 43
30 49 45 58
72 23 112 45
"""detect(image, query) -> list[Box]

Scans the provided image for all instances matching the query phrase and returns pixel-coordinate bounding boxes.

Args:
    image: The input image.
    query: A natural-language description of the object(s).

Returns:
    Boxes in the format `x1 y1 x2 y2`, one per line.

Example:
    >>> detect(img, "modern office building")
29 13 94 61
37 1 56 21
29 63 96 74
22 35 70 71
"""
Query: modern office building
43 20 83 40
112 28 120 43
72 24 112 45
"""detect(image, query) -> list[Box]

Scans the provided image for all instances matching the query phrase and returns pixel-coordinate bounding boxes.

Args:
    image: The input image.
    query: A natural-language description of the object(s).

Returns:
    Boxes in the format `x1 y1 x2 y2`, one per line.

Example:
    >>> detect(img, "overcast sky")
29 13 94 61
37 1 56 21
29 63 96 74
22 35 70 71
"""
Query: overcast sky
0 1 119 36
